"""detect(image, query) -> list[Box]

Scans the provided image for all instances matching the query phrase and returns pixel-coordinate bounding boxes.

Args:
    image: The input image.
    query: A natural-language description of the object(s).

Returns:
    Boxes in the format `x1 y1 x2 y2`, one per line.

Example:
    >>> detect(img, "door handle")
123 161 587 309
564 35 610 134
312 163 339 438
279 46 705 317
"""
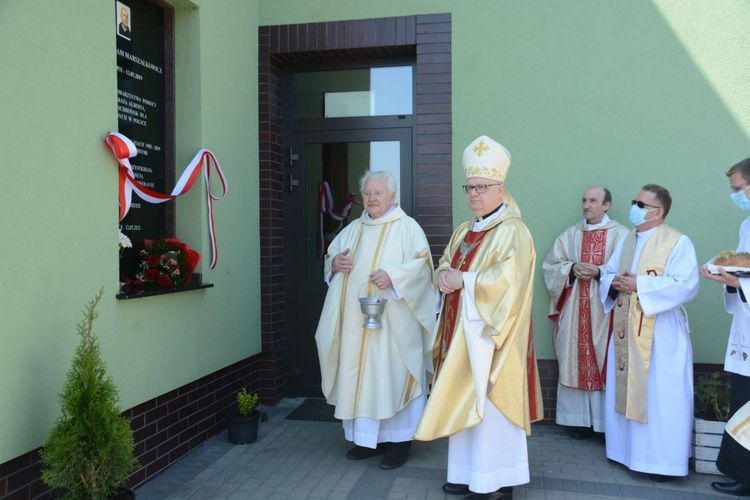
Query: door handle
288 173 300 192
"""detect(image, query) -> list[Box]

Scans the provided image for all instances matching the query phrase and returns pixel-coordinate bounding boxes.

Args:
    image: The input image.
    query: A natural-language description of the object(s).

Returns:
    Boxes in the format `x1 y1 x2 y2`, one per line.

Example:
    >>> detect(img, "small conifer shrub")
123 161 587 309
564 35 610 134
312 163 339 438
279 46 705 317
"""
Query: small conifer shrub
40 289 138 498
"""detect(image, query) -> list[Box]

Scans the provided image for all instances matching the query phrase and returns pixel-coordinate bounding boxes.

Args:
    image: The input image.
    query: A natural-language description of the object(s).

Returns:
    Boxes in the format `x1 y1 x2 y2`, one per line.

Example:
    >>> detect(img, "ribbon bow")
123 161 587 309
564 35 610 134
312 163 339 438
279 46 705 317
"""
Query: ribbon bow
104 131 228 269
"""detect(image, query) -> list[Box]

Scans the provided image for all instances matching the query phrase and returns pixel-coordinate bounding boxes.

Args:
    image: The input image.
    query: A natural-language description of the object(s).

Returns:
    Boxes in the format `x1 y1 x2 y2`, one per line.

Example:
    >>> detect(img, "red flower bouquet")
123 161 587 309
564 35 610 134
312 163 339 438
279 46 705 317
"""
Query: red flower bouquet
130 237 201 289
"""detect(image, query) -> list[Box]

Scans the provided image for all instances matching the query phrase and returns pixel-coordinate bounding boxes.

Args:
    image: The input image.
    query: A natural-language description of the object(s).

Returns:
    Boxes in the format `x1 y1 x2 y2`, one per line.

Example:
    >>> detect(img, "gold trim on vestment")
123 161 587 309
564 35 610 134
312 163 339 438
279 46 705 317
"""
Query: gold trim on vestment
613 224 681 423
727 401 750 451
354 222 392 414
315 206 436 421
414 206 541 440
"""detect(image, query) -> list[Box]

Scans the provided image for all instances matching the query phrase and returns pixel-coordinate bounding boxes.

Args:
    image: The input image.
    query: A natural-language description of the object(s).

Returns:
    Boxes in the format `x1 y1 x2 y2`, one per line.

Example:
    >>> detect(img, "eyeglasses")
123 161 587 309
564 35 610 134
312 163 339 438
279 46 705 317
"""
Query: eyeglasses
731 182 750 194
462 183 502 194
631 200 660 210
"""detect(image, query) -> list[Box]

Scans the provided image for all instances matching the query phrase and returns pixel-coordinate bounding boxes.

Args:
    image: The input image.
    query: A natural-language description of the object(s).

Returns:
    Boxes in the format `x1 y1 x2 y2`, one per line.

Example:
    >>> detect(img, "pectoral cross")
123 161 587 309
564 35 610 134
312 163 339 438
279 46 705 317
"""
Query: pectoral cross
457 239 481 269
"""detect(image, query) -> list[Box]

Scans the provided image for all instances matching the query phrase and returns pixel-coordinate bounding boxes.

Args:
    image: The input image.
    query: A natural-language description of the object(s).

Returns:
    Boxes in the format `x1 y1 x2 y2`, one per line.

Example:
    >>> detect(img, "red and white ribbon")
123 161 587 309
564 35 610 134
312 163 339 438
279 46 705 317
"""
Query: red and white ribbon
317 181 360 257
104 131 228 269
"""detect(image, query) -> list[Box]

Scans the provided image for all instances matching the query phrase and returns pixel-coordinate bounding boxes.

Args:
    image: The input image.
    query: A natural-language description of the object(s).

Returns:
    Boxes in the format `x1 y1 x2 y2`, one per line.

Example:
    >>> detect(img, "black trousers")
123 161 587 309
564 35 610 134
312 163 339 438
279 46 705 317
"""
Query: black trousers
716 372 750 485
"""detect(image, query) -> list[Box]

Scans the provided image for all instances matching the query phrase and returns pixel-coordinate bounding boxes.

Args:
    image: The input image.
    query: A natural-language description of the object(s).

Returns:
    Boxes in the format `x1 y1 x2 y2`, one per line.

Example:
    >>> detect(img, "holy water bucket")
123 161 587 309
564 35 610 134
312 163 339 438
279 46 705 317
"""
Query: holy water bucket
358 282 387 329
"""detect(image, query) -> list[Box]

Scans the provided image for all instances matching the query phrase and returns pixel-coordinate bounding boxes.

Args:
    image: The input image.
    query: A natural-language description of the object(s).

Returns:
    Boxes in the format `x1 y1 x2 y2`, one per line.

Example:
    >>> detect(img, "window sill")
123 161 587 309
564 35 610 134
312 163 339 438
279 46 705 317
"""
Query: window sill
116 283 214 300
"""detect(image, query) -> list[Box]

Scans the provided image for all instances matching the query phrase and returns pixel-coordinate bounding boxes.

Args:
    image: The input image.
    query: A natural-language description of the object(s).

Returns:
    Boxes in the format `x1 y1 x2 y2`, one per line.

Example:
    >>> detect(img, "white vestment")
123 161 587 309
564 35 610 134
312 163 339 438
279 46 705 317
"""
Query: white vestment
448 399 528 492
725 217 750 378
315 205 436 447
600 227 699 476
555 385 605 431
716 216 750 484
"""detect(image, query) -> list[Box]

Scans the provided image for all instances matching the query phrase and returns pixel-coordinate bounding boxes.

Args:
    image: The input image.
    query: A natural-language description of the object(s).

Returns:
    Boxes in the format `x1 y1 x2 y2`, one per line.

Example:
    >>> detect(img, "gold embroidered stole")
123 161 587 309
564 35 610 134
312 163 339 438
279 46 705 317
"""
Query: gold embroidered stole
612 224 681 423
727 400 750 452
339 222 396 412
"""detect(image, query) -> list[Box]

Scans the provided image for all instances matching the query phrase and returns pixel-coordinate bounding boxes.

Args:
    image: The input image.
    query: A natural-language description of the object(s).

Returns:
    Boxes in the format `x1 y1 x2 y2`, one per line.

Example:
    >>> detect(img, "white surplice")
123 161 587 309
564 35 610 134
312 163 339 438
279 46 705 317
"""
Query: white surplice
600 227 699 476
725 217 750 377
716 217 750 484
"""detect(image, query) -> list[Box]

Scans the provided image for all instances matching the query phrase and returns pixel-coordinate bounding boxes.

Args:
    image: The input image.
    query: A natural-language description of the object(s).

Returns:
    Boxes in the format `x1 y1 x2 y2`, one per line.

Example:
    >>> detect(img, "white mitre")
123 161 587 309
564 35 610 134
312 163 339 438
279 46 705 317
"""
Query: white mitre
462 135 519 212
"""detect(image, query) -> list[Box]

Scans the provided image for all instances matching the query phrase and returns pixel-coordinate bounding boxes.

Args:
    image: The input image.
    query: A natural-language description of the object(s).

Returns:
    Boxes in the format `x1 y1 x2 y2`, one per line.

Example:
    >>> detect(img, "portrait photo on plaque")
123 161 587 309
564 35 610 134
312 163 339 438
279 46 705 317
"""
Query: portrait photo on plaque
116 2 132 40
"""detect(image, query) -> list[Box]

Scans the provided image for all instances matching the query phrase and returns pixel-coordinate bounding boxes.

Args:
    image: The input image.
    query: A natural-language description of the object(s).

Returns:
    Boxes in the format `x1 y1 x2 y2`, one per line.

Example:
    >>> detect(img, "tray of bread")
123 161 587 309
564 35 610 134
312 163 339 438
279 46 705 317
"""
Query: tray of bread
706 251 750 276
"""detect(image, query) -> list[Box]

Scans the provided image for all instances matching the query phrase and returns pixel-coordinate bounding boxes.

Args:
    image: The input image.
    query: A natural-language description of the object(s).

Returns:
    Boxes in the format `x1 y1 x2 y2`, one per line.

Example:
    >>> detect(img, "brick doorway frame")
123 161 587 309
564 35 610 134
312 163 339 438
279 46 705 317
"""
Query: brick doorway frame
257 14 453 401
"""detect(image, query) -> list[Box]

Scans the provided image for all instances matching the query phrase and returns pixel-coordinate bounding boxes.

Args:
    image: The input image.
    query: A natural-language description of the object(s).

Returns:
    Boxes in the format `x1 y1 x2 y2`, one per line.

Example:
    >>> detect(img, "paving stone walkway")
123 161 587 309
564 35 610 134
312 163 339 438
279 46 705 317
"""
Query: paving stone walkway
136 398 727 499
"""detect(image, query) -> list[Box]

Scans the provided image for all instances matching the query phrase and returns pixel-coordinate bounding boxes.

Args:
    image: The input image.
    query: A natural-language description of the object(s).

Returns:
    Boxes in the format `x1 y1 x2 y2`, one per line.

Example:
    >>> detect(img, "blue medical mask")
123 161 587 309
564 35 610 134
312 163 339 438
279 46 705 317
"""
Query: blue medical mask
629 205 656 227
731 190 750 211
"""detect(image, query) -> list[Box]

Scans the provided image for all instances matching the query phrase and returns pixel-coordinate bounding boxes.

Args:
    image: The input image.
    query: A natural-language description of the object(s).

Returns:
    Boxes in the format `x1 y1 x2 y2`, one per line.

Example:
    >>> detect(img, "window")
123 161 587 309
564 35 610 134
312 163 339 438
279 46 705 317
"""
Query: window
293 66 413 119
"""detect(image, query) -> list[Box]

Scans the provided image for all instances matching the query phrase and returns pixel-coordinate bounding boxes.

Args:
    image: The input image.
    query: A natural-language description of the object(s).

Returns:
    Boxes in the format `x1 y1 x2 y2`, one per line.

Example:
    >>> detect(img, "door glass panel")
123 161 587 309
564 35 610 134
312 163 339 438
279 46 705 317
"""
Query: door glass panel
293 66 413 119
304 140 401 283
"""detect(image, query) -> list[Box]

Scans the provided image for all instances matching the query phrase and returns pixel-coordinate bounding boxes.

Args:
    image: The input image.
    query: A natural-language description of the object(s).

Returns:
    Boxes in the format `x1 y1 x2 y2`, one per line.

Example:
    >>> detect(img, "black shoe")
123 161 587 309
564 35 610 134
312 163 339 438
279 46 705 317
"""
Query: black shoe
345 444 386 460
711 481 750 497
463 487 513 500
569 426 594 440
647 473 676 483
379 441 411 470
443 482 470 495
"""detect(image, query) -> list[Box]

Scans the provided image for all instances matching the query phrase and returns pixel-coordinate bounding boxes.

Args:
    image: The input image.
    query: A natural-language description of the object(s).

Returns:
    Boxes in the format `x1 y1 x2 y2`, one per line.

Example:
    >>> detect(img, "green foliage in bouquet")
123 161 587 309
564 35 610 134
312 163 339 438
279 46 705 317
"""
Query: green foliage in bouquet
40 289 139 498
695 372 731 422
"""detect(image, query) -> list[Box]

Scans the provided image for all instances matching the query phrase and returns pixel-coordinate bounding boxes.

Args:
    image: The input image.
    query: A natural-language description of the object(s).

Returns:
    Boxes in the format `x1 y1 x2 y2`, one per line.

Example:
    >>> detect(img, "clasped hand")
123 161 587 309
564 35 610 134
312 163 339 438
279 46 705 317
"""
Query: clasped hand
573 262 598 280
437 268 463 295
611 271 637 295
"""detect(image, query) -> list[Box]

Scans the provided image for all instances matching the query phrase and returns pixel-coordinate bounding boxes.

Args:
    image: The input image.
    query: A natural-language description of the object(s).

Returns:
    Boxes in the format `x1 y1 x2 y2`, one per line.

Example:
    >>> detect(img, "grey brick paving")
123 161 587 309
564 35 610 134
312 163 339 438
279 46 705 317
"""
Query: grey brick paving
136 398 727 499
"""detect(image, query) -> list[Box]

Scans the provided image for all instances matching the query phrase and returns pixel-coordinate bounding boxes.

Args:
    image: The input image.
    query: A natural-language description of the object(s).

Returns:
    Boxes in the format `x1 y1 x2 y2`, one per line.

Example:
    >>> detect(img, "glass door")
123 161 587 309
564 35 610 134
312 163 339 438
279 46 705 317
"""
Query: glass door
284 128 413 396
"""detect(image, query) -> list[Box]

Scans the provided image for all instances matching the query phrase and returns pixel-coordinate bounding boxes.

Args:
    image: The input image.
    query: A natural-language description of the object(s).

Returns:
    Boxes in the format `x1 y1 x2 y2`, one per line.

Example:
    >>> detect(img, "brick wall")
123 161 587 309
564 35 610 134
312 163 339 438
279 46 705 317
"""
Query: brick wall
537 358 560 423
0 354 262 499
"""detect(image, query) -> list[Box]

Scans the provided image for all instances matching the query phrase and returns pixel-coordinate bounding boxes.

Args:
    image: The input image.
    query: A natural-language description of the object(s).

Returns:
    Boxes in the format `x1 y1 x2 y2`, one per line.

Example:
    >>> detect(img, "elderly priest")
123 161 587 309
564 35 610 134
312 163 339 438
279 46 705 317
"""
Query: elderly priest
315 170 436 470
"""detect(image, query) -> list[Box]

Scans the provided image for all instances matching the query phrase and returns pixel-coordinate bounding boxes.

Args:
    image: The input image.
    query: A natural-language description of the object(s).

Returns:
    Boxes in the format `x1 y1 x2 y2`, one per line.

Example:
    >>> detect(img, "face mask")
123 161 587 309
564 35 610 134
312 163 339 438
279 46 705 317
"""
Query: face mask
629 205 656 227
731 190 750 211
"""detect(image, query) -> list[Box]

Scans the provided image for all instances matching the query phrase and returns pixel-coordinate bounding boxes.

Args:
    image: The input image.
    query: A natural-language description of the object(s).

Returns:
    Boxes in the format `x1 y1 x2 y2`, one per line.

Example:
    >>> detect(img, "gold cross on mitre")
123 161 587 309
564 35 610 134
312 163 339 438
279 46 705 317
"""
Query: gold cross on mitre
473 140 489 157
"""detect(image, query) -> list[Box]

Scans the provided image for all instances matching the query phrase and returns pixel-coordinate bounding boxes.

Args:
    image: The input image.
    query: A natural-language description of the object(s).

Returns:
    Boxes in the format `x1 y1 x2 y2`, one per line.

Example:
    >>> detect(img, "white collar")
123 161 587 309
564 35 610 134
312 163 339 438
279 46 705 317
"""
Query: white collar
473 204 506 231
365 204 396 221
584 213 610 230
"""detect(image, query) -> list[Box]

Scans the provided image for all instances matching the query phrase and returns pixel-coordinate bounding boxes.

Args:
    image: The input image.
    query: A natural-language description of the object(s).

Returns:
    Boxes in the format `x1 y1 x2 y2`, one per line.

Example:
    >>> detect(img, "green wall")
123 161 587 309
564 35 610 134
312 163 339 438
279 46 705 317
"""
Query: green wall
1 0 749 466
0 0 260 463
261 0 750 362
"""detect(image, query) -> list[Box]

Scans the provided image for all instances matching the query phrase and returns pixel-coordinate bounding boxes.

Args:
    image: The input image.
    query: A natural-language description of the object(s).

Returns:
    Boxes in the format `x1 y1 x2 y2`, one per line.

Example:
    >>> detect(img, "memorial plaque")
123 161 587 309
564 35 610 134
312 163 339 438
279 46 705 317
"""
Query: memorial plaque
115 0 173 279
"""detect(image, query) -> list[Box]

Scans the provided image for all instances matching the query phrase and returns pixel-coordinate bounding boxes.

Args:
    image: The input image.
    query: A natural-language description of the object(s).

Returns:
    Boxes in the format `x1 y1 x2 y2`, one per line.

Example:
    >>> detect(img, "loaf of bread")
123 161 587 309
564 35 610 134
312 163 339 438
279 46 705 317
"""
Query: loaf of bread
715 250 750 267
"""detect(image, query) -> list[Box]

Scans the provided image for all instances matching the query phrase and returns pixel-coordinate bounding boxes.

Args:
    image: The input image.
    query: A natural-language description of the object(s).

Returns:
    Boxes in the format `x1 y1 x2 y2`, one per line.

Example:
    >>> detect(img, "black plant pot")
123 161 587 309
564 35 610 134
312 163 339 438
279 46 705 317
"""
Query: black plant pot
53 485 136 499
227 410 261 444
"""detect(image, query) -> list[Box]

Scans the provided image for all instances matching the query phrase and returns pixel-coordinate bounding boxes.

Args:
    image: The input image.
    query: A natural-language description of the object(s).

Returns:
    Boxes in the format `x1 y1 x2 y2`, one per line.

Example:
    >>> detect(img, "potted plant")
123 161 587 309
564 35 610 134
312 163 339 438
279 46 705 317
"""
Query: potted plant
692 372 731 475
226 388 261 444
39 289 139 498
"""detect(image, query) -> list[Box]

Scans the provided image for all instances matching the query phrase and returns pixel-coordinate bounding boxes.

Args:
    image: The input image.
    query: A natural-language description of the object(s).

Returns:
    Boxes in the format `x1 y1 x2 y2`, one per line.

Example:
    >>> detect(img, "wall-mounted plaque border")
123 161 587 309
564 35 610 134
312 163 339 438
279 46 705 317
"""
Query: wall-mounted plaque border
116 0 175 280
